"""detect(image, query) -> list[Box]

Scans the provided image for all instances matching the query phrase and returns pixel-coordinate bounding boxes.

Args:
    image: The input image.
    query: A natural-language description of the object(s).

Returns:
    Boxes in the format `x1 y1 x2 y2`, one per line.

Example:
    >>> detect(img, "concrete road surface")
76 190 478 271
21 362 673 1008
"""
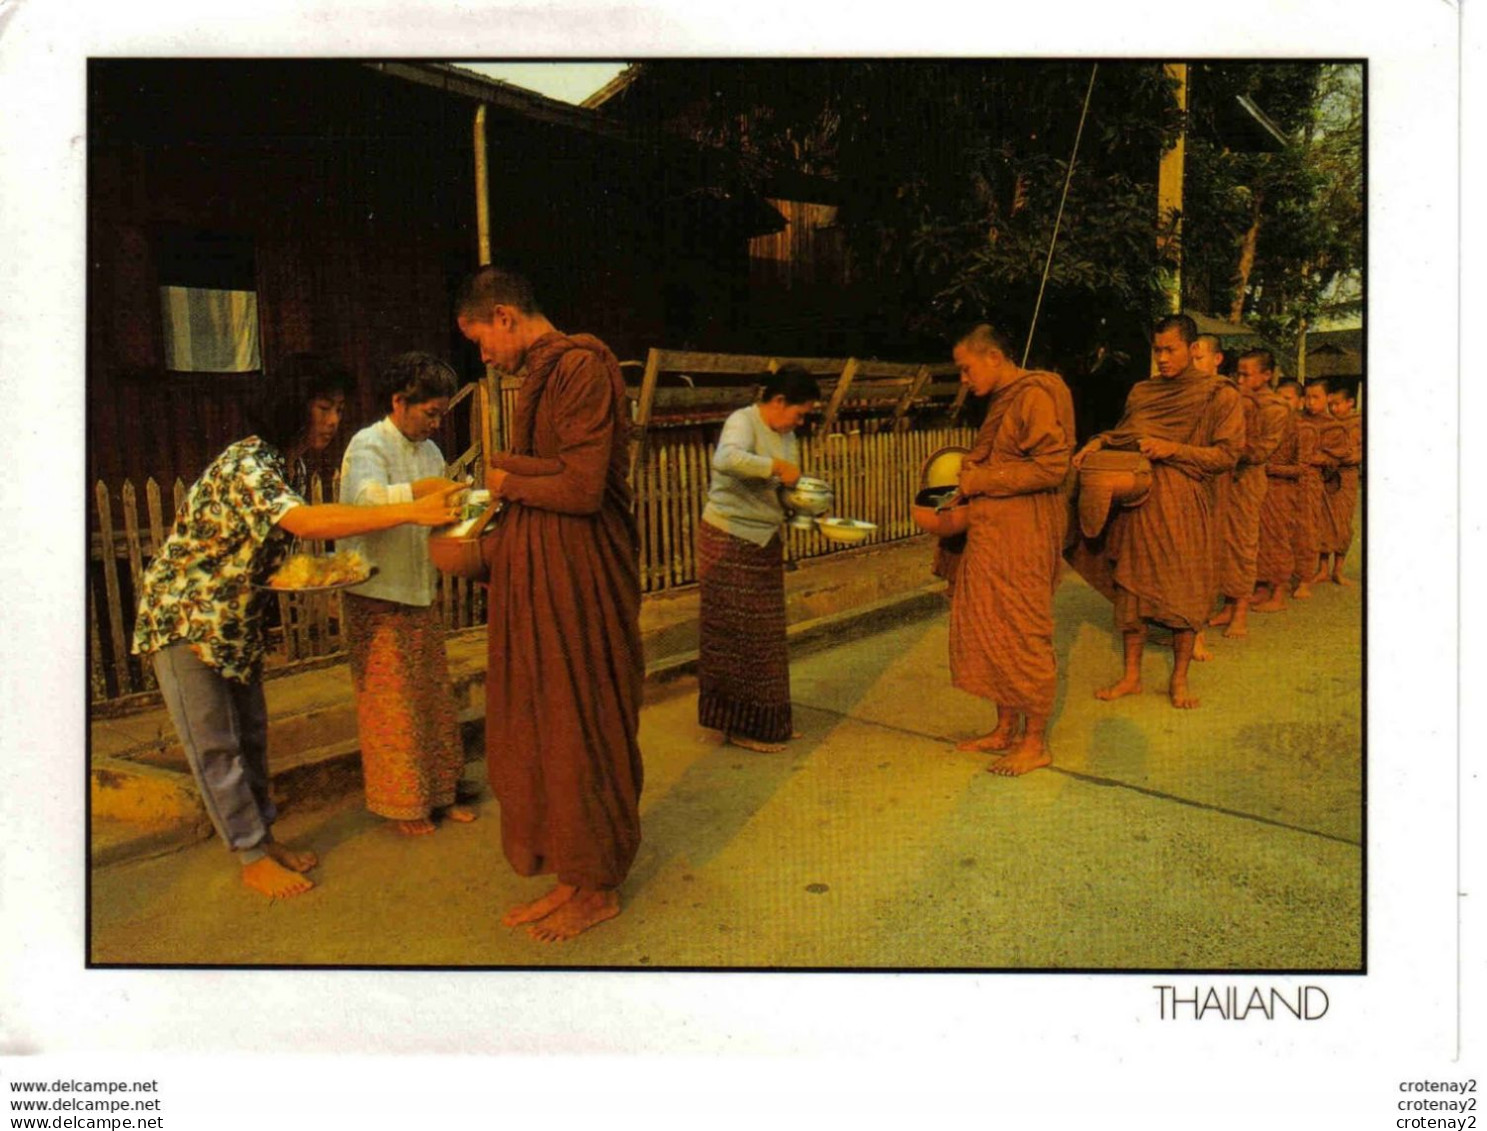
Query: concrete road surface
89 571 1362 970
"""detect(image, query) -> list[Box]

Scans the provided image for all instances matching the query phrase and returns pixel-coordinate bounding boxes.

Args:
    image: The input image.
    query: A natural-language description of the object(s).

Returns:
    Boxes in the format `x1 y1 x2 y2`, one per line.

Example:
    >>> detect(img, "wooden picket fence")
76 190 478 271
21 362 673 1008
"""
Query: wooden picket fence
89 420 974 707
631 422 973 591
88 470 487 707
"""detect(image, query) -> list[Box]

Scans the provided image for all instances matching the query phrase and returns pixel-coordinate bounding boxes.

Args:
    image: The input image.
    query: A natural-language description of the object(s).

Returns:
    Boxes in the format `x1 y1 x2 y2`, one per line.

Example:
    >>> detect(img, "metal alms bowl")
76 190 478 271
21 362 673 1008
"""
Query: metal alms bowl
781 476 834 516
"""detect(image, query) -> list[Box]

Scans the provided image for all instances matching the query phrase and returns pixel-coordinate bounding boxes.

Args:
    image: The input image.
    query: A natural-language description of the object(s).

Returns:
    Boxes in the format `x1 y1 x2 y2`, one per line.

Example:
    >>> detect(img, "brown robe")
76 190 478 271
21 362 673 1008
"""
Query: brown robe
1255 398 1301 589
1218 387 1287 599
1320 411 1362 554
1294 412 1350 577
1067 368 1244 632
482 331 644 891
949 371 1074 717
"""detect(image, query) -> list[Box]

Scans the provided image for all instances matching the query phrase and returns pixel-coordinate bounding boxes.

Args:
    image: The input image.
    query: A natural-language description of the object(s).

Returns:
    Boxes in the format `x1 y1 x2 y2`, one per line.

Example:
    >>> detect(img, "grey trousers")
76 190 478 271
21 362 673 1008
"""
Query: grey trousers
153 642 276 863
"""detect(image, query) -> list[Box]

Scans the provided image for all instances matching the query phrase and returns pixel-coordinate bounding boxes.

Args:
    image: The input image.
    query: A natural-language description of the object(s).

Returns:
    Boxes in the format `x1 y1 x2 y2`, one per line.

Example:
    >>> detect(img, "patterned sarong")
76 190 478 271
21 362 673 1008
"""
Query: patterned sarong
344 593 464 820
696 521 792 744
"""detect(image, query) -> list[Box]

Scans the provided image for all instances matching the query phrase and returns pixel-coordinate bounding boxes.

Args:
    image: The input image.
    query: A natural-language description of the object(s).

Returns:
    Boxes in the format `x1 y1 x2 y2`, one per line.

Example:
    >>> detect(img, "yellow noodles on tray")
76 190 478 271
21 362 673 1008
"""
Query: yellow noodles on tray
268 550 370 590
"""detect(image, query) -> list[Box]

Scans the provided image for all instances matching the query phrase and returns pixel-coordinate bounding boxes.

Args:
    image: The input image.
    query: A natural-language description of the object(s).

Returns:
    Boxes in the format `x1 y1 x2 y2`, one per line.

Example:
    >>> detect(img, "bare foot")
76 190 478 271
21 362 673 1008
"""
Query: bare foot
1192 633 1213 662
1169 675 1200 709
1208 606 1234 627
1292 582 1313 600
1222 622 1249 639
956 721 1017 752
393 818 437 836
1095 676 1142 701
526 889 621 942
728 733 787 753
241 856 315 899
502 883 577 927
986 741 1052 777
1310 569 1329 585
263 842 318 873
1331 573 1354 587
438 805 478 824
1250 594 1286 613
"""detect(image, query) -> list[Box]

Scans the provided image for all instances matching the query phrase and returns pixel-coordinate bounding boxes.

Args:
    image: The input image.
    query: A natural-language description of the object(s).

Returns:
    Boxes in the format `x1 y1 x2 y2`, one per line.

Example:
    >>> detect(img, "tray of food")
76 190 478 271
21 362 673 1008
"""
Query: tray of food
257 550 377 592
815 516 878 545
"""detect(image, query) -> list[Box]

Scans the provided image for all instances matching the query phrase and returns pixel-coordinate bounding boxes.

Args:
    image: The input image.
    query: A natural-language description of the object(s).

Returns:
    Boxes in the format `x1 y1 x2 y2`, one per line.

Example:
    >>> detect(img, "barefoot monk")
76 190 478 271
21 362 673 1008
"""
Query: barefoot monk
1209 348 1289 637
1251 366 1302 614
947 324 1075 776
1294 378 1351 594
1319 381 1362 585
1067 314 1243 709
458 265 644 943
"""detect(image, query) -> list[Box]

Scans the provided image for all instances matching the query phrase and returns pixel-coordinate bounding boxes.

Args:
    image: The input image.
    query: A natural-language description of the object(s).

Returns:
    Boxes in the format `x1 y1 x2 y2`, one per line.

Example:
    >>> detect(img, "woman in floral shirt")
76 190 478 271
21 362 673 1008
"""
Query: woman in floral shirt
133 355 465 899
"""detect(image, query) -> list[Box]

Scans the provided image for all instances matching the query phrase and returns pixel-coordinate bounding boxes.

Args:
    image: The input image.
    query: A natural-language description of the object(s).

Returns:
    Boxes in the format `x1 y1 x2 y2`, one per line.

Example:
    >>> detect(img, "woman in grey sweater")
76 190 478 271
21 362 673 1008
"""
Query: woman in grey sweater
696 365 821 752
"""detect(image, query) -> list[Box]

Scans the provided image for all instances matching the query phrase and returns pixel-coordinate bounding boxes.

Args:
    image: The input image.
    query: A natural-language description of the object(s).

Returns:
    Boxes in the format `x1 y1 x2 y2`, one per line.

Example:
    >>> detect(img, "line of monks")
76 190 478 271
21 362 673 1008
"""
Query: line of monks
944 315 1361 777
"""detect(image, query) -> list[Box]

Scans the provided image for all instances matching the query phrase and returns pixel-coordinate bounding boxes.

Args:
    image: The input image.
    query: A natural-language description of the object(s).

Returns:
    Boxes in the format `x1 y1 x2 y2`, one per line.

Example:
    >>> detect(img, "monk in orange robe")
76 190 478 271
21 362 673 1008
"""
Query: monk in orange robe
1252 373 1302 613
1293 379 1351 598
1068 314 1244 708
1188 334 1225 663
1319 382 1363 585
1209 348 1288 636
947 324 1074 776
458 265 644 943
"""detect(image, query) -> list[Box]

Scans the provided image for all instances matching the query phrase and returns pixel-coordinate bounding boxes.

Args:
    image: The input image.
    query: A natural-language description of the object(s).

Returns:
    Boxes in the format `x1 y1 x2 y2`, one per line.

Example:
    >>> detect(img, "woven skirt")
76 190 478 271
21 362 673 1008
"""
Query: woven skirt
696 521 792 743
344 594 464 820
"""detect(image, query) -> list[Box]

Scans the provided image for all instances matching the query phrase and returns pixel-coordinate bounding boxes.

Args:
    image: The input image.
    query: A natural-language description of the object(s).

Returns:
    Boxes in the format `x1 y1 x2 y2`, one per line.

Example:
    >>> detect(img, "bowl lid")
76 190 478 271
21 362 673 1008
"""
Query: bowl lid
920 446 969 490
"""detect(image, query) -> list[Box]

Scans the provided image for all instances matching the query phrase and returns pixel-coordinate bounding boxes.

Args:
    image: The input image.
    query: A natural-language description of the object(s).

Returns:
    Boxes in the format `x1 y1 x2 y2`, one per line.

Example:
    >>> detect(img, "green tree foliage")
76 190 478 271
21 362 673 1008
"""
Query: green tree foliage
1182 62 1363 363
608 60 1183 380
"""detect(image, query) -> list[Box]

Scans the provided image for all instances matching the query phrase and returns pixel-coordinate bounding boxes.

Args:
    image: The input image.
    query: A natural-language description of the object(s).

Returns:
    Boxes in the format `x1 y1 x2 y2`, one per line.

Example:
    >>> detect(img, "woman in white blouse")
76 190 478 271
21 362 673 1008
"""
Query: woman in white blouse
697 365 821 752
339 352 475 835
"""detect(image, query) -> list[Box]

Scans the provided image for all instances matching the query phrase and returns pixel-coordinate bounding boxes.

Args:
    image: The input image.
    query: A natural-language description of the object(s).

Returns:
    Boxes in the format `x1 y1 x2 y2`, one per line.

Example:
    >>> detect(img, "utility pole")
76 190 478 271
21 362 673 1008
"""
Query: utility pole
1156 63 1188 316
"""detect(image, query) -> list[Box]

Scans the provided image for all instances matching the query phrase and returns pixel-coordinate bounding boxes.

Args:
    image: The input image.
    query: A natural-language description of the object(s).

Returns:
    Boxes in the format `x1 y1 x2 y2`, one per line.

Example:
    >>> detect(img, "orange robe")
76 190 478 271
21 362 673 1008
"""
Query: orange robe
1067 368 1244 632
949 371 1074 717
482 331 644 891
1218 387 1287 599
1255 400 1301 589
1320 411 1362 554
1294 412 1350 577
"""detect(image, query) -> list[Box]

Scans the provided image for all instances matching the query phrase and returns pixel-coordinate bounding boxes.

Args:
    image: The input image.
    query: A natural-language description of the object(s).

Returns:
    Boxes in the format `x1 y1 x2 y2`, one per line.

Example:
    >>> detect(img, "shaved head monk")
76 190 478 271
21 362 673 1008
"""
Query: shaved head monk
1188 334 1226 661
947 324 1075 776
1068 314 1244 708
1209 348 1289 636
1293 378 1352 598
457 265 644 942
1319 382 1363 584
1192 334 1226 652
1251 367 1303 613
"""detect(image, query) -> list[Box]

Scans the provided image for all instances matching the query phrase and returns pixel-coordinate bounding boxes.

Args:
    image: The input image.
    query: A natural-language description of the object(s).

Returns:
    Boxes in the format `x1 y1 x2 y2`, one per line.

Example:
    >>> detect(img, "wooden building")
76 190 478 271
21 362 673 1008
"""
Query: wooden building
87 60 784 493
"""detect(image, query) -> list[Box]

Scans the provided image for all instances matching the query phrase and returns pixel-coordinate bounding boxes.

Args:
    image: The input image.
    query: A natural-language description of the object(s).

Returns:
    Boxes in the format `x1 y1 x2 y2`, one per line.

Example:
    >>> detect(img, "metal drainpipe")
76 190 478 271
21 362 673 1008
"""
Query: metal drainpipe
473 104 501 456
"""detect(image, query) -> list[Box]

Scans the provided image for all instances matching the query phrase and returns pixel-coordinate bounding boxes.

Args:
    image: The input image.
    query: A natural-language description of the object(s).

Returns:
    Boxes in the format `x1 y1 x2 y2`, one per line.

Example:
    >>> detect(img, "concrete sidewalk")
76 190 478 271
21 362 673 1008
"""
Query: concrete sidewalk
89 564 1363 970
89 537 948 867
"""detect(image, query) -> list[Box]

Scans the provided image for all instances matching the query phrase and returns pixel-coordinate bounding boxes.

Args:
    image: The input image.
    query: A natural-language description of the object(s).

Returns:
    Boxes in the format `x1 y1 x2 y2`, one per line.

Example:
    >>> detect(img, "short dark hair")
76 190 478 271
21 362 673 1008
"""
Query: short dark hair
956 323 1018 357
1305 377 1331 394
1277 378 1303 395
376 351 459 408
456 264 542 322
1195 333 1222 352
1153 314 1198 344
759 363 821 406
252 352 354 450
1238 348 1276 373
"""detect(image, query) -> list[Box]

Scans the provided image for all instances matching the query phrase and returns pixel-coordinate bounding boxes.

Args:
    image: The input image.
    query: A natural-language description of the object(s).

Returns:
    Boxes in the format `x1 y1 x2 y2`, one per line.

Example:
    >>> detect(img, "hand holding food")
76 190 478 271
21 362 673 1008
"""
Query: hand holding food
409 485 467 526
